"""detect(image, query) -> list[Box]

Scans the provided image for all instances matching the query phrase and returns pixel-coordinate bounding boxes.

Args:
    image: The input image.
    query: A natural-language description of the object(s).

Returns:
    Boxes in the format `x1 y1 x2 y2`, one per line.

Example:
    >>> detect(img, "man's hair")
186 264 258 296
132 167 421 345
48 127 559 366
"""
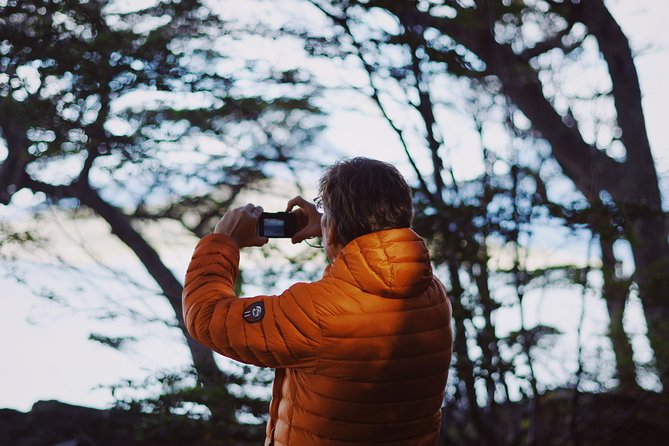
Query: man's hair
317 157 413 245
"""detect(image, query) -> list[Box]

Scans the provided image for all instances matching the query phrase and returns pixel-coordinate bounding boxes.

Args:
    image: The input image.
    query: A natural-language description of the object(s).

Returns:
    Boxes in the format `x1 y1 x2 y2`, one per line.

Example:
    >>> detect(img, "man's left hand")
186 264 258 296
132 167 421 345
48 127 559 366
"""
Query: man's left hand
214 204 269 248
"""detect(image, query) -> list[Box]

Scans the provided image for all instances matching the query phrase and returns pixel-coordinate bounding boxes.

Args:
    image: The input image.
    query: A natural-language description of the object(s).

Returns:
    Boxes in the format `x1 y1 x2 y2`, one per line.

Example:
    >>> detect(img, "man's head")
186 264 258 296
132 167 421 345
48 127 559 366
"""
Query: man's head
317 157 413 256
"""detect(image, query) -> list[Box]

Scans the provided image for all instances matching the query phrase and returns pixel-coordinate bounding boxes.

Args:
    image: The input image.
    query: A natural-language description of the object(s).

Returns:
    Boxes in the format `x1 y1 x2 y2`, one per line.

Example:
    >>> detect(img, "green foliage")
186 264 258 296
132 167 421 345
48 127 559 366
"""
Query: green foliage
0 225 38 248
106 367 271 445
88 333 137 350
0 0 323 225
0 0 323 431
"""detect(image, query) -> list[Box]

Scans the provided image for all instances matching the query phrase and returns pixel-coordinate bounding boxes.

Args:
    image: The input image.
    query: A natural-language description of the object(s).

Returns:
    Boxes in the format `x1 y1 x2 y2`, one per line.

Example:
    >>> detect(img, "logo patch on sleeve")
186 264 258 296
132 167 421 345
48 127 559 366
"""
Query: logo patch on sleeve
243 301 265 323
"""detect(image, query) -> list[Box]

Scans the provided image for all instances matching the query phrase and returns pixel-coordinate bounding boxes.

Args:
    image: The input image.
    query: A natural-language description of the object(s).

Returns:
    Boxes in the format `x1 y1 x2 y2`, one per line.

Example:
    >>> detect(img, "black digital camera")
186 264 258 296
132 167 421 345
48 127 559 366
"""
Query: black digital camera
257 212 297 238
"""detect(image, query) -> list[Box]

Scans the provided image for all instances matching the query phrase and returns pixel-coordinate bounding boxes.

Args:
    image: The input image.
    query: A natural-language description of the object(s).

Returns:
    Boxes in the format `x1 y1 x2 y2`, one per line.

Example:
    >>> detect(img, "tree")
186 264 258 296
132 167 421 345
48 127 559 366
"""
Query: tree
3 0 667 443
300 0 667 389
271 0 669 443
0 0 321 415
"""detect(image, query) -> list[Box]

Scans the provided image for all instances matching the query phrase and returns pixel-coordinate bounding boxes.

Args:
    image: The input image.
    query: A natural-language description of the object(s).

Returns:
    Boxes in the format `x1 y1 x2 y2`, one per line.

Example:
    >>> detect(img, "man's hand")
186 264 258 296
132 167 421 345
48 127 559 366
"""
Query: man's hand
286 196 322 244
214 204 268 248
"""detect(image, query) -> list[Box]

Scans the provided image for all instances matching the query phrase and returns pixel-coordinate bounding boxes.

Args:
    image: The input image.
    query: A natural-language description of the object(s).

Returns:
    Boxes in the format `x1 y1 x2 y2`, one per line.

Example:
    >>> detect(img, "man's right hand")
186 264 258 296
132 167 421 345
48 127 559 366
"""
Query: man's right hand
214 203 268 248
286 196 322 244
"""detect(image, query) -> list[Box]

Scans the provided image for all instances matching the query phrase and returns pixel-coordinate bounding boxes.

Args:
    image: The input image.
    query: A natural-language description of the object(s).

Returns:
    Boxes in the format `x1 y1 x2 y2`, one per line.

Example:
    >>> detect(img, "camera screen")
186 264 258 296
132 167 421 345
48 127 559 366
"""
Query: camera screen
263 218 285 237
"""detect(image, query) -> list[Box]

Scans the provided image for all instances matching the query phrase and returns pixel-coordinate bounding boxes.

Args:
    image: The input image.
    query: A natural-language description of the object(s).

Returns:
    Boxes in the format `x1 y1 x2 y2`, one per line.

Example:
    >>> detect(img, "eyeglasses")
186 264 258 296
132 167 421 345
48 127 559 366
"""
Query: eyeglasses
314 197 324 212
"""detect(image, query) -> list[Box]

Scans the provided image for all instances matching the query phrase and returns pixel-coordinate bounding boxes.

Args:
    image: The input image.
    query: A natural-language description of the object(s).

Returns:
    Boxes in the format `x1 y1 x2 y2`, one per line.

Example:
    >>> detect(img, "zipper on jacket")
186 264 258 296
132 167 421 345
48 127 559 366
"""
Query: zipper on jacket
266 368 286 445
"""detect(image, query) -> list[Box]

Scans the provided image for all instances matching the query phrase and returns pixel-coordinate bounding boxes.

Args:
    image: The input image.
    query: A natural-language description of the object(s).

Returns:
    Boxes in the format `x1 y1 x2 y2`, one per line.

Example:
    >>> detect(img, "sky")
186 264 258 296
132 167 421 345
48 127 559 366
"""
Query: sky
1 0 668 412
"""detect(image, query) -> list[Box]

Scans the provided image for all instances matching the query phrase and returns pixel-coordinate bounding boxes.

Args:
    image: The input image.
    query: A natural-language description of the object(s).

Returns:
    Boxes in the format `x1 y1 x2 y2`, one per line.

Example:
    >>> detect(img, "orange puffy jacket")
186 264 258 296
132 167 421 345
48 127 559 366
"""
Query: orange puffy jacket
183 228 453 446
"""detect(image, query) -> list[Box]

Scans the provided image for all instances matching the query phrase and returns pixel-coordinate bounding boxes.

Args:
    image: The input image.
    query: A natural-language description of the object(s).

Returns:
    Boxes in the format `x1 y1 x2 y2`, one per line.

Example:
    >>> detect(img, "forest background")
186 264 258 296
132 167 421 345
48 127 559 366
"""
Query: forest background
1 0 668 445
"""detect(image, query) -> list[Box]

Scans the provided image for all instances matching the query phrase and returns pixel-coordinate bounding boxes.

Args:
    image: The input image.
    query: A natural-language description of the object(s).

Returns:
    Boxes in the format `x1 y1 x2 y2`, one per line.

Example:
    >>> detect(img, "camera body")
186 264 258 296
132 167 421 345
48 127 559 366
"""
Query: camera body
257 212 297 238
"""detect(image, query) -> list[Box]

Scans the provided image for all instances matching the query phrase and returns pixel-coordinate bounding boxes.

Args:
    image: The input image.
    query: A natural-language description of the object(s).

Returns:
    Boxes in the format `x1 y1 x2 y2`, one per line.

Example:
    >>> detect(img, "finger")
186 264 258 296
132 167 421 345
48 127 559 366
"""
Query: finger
252 236 269 246
286 195 308 212
291 229 311 244
291 233 303 244
251 206 263 217
285 197 298 212
294 209 308 231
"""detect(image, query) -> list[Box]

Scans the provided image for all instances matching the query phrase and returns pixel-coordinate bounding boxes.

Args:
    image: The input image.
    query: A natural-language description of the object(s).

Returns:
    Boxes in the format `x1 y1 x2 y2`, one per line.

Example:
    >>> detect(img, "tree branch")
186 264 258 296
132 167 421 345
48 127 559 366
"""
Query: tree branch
518 17 581 62
306 0 437 203
20 172 224 386
579 0 659 201
442 19 624 200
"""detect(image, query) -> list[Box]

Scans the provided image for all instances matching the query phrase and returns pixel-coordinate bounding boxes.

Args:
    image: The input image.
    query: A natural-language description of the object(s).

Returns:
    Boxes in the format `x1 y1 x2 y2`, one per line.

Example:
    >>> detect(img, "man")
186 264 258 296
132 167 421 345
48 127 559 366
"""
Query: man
183 157 453 446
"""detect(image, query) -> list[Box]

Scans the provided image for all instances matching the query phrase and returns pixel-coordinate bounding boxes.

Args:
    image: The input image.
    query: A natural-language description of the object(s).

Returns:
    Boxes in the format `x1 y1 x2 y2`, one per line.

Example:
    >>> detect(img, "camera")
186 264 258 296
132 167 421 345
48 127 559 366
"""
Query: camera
257 212 297 238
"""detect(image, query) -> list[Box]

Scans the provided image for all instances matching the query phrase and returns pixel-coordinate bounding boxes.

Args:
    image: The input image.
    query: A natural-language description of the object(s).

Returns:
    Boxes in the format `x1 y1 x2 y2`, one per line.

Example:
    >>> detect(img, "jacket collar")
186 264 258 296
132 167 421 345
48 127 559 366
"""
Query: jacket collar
324 228 433 298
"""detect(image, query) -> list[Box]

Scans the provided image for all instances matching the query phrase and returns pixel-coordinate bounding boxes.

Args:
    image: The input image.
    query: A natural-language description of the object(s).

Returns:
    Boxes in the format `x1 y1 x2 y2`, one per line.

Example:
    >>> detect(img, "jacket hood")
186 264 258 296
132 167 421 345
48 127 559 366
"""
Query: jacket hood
325 228 433 298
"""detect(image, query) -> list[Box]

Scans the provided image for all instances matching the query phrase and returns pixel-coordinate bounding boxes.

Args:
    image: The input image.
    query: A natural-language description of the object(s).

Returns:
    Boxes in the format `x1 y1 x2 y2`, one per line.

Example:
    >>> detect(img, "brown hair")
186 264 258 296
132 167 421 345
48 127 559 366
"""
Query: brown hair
317 157 413 245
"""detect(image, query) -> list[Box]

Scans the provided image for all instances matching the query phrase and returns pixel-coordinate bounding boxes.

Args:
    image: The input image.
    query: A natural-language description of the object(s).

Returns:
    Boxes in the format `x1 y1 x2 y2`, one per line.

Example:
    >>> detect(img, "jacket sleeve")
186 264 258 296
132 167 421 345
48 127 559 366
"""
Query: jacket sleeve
182 233 321 370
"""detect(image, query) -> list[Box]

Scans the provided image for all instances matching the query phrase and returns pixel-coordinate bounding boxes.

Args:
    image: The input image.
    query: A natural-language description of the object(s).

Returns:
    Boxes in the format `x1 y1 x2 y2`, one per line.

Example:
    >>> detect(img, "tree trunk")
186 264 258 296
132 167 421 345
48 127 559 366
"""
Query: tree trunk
446 259 500 446
455 0 669 389
627 215 669 388
17 172 224 387
75 182 224 387
599 234 637 391
576 0 669 389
